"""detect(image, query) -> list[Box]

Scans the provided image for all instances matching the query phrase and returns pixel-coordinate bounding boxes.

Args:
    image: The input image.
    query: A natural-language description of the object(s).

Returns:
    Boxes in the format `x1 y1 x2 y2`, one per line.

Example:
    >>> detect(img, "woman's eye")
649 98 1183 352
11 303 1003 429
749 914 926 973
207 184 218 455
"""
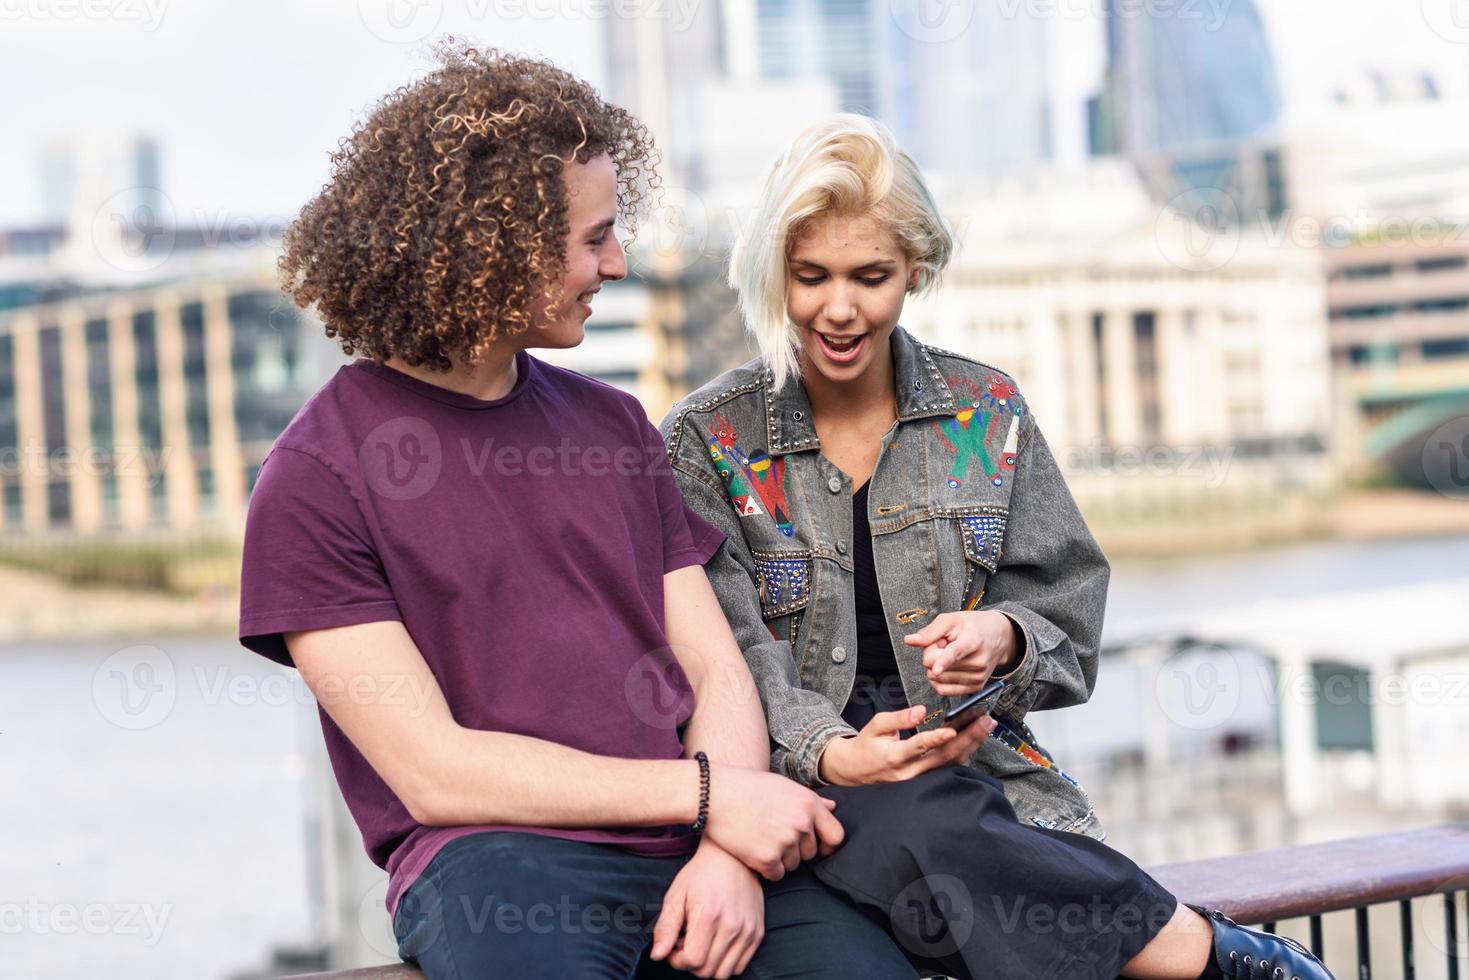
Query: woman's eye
795 275 824 285
859 276 890 287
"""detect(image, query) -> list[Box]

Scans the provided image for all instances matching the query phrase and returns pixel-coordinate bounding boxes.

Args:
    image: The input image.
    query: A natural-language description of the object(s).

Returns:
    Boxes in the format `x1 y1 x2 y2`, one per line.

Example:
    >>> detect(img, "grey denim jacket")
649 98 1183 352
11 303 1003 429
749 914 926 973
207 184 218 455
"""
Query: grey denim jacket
659 326 1111 838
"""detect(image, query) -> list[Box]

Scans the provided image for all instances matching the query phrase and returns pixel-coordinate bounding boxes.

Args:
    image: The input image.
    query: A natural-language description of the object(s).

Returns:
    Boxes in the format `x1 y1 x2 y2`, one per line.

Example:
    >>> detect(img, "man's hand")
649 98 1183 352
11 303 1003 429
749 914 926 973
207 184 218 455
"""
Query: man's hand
817 706 996 787
703 765 845 880
649 842 764 978
904 611 1022 696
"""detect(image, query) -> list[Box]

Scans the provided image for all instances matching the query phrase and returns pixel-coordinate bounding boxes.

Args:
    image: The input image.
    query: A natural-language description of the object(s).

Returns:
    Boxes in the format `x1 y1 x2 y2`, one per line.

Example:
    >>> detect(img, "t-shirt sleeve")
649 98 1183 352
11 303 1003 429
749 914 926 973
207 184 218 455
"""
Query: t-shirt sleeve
238 445 402 668
642 419 725 573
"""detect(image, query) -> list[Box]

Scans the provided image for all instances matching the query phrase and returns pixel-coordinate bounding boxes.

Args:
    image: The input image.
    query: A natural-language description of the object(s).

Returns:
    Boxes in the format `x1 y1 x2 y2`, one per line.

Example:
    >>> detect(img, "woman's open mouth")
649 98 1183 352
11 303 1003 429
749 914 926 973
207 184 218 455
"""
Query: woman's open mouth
816 332 866 364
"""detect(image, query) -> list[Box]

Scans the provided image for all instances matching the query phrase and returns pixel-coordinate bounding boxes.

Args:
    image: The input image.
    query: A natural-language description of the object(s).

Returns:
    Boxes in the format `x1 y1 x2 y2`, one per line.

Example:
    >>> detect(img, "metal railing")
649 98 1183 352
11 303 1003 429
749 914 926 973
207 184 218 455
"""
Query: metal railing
1147 824 1469 980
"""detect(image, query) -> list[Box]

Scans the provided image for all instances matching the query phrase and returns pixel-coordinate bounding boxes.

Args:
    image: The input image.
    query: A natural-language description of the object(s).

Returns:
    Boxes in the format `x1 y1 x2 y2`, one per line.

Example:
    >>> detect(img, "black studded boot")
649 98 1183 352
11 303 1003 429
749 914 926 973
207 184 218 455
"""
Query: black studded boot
1187 904 1336 979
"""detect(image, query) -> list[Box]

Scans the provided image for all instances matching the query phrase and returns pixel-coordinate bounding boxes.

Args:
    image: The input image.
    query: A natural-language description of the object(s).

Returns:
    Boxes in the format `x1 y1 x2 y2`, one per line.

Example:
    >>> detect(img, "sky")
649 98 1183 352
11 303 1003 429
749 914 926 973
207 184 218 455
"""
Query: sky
0 0 604 227
3 0 1468 230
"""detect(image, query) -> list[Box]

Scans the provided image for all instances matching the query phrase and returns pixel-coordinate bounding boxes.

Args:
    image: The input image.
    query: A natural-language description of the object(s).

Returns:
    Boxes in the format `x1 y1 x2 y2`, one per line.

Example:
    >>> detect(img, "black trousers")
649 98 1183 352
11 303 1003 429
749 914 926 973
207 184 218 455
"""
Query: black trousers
813 765 1179 980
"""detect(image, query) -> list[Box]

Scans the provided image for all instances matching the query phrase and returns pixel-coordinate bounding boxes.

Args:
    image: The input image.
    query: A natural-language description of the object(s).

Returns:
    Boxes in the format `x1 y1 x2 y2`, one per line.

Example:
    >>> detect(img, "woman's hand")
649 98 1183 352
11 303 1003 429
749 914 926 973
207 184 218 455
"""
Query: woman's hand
903 611 1023 697
817 705 996 786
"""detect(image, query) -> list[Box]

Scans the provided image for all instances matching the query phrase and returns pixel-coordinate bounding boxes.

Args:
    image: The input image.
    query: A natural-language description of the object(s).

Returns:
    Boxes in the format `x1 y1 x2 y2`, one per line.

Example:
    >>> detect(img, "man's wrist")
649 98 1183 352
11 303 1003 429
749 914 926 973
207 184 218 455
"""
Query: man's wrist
692 751 711 833
692 835 746 867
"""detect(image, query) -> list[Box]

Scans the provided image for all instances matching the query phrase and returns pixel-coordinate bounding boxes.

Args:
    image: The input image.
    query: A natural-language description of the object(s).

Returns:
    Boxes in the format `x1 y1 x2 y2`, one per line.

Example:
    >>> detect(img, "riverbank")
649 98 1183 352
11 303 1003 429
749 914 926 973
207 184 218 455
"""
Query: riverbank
1332 487 1469 539
0 489 1462 643
1090 487 1469 559
0 563 236 644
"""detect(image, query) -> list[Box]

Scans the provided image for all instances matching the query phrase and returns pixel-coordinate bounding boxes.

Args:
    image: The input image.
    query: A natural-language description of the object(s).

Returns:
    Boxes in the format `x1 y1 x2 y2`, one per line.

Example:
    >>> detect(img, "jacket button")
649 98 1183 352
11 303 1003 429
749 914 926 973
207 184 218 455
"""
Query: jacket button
831 646 848 664
827 476 842 493
836 540 847 555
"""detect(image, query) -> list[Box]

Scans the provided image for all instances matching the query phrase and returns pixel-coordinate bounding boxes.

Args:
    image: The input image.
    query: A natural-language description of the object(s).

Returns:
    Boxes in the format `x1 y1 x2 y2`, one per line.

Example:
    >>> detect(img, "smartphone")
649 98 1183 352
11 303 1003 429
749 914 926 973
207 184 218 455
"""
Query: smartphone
943 678 1006 730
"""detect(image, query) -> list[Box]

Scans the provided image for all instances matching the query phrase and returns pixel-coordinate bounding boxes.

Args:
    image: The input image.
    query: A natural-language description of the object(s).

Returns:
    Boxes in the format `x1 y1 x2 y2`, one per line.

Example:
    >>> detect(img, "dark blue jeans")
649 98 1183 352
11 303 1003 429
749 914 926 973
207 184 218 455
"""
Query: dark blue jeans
392 831 918 979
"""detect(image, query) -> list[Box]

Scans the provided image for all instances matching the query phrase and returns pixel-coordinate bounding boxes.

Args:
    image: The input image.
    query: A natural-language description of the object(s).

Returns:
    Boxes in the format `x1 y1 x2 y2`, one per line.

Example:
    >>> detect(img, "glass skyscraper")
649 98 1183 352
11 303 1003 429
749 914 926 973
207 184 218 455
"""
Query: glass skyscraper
1095 0 1282 153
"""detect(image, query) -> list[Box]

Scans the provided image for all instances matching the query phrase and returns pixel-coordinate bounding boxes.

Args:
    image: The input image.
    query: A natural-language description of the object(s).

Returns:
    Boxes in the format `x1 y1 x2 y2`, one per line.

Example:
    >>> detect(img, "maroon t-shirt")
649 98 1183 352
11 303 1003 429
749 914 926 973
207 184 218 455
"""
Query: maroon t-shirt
238 352 724 919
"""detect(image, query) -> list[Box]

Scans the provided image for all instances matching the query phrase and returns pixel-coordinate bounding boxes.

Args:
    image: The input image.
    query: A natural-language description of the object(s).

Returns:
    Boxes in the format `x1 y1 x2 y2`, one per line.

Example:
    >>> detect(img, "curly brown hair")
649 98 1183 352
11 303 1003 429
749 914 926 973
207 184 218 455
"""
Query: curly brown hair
279 40 659 370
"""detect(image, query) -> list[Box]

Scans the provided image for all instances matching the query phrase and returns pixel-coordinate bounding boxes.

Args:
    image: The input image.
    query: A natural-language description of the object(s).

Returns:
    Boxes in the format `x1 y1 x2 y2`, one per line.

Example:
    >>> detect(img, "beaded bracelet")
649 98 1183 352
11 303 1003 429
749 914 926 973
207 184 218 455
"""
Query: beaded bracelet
691 751 711 834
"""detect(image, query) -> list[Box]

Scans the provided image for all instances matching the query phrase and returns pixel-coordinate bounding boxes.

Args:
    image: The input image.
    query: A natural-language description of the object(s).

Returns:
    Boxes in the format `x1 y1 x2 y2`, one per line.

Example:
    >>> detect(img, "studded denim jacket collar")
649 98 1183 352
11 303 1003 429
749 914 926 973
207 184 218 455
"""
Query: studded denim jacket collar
763 328 959 455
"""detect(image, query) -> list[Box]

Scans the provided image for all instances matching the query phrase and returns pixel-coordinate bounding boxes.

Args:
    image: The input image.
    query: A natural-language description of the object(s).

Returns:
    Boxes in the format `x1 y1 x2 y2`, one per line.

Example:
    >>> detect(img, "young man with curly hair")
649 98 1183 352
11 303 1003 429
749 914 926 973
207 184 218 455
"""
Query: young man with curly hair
237 44 921 980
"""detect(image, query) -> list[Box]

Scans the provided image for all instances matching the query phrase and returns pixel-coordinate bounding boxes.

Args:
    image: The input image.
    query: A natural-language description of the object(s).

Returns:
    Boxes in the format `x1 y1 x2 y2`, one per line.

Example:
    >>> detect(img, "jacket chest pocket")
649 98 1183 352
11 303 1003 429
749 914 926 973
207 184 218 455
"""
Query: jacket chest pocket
953 508 1008 610
751 549 813 616
750 549 813 668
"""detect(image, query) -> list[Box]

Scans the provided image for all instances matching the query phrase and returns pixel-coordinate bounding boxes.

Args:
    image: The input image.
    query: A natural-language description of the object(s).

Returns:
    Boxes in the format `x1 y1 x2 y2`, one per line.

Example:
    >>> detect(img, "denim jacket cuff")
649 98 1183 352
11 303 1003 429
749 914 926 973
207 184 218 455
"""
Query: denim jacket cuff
776 717 858 787
990 608 1040 718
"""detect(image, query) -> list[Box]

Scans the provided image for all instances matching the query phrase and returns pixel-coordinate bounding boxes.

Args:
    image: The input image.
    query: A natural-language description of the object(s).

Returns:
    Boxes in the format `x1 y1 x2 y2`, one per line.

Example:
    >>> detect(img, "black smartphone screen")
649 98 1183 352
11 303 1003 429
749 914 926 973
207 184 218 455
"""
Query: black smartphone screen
943 677 1006 730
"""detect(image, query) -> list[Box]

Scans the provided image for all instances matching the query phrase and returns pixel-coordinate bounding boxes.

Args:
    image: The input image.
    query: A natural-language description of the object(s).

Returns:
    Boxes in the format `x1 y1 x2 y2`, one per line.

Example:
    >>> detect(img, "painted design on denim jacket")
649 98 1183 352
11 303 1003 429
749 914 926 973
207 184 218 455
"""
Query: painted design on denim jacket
992 718 1080 788
934 375 1022 490
706 412 795 536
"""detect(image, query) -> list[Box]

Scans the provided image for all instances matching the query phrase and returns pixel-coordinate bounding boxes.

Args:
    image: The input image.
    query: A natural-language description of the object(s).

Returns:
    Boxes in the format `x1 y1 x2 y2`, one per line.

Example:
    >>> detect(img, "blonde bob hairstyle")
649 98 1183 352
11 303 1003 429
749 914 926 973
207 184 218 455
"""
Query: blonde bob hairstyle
727 113 955 388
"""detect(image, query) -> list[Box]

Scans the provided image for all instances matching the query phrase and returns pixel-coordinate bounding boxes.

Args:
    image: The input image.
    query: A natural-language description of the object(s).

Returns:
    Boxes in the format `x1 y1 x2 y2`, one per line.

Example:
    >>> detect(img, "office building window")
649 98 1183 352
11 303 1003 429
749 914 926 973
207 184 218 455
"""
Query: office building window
1134 312 1160 443
85 319 114 451
133 311 163 451
1091 312 1108 442
1414 256 1467 274
1423 338 1469 360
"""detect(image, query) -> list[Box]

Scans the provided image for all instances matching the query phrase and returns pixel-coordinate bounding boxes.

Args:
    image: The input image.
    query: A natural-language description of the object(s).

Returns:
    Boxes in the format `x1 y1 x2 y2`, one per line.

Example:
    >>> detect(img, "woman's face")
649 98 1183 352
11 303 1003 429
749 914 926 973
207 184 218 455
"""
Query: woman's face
786 211 917 389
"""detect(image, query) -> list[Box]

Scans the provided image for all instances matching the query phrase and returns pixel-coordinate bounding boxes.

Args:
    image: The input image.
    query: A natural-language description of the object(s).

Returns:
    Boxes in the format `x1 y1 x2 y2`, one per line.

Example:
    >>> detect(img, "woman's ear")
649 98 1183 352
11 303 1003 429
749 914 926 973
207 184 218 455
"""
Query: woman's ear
907 266 921 291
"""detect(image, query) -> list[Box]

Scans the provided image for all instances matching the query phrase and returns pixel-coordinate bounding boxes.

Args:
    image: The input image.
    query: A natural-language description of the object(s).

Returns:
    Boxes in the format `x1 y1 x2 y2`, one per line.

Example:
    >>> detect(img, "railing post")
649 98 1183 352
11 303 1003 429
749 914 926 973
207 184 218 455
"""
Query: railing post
1448 892 1462 980
1399 899 1414 980
1356 905 1372 979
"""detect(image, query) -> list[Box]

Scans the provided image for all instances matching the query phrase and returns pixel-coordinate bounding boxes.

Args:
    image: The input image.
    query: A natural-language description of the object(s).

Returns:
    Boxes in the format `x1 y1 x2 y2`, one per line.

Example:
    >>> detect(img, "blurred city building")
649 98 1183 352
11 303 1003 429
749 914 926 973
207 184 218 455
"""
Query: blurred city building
0 265 339 534
1325 233 1469 489
1092 0 1282 153
908 160 1337 552
606 0 1095 190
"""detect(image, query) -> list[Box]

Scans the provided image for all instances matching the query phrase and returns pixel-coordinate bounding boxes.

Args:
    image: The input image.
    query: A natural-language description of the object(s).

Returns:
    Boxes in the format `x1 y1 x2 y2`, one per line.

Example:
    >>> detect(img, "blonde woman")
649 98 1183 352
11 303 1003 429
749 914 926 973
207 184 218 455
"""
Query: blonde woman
660 115 1333 980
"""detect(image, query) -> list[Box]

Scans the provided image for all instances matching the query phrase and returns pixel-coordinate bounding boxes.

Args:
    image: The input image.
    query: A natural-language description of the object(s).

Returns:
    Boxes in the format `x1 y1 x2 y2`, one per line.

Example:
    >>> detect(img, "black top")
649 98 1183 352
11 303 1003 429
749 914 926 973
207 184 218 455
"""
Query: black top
851 481 896 676
841 482 910 731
